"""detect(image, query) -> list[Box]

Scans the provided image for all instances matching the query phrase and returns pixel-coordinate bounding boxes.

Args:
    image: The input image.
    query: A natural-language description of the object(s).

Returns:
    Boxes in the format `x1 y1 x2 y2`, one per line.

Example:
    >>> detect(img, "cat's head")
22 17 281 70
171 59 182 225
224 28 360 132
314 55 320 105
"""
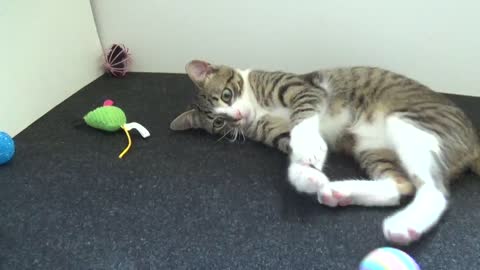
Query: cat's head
170 60 253 136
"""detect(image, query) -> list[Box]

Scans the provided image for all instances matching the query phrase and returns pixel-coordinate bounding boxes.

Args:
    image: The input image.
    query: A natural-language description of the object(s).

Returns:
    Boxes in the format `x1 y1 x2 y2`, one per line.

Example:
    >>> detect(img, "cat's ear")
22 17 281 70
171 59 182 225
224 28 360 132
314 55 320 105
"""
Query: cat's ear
170 109 199 131
185 60 213 85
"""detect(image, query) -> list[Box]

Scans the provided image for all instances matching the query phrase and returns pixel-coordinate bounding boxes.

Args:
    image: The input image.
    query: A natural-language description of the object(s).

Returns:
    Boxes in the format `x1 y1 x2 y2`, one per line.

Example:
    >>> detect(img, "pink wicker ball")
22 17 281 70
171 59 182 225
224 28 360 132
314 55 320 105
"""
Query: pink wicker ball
103 44 131 77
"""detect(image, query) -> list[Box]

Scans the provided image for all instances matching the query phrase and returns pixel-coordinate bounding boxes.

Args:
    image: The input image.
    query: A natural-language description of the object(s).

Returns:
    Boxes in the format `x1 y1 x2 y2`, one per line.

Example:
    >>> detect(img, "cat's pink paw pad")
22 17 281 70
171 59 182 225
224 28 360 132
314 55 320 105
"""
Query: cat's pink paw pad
338 197 352 206
320 194 335 206
408 229 420 241
318 188 351 207
386 232 411 245
383 216 422 245
385 229 419 245
332 191 345 200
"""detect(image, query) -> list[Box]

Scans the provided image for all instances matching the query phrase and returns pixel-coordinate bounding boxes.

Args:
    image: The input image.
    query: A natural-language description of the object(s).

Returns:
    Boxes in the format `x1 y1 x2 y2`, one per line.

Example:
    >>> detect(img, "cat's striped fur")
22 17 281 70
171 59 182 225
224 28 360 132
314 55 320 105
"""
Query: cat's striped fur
171 60 480 245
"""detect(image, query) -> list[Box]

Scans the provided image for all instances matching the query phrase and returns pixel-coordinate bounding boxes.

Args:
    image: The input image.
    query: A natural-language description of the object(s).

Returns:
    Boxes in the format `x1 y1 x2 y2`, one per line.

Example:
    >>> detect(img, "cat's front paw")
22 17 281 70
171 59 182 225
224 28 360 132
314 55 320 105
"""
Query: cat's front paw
290 132 327 170
288 163 329 194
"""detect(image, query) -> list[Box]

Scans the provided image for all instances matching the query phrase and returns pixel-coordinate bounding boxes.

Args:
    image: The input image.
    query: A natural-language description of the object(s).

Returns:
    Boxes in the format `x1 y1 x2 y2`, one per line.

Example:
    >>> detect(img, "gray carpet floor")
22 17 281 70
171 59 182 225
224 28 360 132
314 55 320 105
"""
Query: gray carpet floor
1 73 479 269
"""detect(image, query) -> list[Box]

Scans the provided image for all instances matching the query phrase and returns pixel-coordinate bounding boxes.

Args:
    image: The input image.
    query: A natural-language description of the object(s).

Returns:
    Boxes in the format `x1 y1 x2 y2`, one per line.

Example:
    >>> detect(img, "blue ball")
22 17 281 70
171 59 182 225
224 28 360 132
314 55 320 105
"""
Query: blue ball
0 132 15 165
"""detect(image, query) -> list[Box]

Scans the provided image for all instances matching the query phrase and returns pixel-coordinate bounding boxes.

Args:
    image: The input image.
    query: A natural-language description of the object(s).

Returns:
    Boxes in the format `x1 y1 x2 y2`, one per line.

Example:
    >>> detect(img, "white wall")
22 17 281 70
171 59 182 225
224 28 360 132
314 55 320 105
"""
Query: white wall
92 0 479 96
1 0 103 136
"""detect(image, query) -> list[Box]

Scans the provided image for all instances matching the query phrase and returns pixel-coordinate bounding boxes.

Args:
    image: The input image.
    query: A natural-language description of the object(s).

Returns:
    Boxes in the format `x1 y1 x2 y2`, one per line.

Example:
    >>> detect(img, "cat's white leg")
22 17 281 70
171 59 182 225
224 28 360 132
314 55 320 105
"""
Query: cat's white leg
318 127 415 207
289 114 328 170
288 162 329 194
383 184 446 245
318 179 403 207
382 116 448 245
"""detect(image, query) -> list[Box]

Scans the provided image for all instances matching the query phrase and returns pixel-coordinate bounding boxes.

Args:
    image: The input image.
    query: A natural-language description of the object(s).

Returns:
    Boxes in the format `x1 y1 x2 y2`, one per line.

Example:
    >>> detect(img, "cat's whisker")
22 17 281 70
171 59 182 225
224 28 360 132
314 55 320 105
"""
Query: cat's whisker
227 130 235 142
229 128 239 142
217 128 234 142
239 129 246 143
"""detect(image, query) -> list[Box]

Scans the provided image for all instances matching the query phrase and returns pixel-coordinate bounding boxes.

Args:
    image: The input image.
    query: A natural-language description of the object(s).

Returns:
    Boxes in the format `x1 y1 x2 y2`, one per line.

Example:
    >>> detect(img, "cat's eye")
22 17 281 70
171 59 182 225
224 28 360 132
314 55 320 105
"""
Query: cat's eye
213 118 225 128
221 89 233 103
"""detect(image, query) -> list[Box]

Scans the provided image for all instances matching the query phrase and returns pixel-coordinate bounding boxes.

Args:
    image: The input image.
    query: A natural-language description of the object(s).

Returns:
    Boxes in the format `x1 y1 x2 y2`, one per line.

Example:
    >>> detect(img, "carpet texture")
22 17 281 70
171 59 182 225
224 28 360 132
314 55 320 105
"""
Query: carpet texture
1 73 479 270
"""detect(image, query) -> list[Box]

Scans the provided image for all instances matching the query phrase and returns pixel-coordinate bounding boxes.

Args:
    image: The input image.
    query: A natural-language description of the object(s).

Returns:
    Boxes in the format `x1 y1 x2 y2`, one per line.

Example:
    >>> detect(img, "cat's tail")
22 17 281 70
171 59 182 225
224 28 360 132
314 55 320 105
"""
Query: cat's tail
471 129 480 176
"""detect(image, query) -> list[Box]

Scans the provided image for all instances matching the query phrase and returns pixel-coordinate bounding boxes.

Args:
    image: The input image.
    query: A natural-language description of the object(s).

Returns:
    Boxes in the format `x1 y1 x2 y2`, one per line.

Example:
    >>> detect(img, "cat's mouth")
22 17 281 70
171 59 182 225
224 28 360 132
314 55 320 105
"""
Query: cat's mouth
235 118 247 127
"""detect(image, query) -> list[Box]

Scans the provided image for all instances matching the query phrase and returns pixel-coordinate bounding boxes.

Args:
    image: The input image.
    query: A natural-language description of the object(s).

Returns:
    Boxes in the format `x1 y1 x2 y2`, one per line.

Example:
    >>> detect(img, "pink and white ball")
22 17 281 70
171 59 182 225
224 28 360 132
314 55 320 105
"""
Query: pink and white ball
359 247 420 270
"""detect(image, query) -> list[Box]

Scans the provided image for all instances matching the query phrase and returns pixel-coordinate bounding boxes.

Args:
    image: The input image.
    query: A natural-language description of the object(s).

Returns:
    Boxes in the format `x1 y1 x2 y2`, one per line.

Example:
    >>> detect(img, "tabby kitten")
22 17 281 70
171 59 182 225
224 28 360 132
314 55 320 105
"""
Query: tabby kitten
170 60 480 245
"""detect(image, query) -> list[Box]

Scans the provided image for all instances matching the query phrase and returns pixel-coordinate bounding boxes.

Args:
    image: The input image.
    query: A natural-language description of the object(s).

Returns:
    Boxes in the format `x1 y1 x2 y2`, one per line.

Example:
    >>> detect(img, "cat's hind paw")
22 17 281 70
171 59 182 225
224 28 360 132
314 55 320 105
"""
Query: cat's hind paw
383 213 422 245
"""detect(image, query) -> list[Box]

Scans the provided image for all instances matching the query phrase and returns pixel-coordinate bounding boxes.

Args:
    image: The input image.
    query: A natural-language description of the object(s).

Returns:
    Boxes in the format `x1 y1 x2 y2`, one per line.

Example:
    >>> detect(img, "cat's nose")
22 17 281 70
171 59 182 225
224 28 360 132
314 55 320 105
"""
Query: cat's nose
234 110 243 120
